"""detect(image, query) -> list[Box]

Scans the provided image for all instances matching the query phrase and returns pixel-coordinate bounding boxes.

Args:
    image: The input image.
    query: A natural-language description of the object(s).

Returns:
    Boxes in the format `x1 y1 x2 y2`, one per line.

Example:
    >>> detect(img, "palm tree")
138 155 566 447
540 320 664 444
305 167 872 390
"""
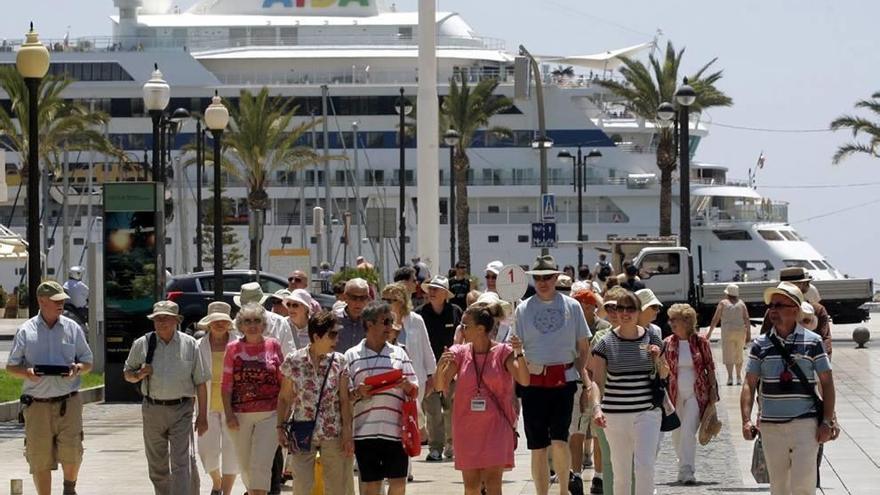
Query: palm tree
0 67 126 178
596 40 733 236
830 91 880 164
218 88 325 269
440 78 512 270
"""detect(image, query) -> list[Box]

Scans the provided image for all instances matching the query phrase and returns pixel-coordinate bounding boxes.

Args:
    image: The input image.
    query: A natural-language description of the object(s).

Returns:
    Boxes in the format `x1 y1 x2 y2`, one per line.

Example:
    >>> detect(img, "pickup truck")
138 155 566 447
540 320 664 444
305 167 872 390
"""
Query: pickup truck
630 246 874 325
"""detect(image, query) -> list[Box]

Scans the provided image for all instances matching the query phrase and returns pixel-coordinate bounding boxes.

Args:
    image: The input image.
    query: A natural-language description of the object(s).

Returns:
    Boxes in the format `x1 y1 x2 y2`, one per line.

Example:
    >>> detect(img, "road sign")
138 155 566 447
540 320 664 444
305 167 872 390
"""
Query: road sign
366 207 396 239
541 193 556 222
531 222 557 249
496 264 528 302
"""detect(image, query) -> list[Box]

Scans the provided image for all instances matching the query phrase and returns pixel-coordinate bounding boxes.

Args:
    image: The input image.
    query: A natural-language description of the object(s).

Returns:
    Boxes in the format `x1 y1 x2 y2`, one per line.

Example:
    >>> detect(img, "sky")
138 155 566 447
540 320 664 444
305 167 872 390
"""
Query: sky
1 0 878 282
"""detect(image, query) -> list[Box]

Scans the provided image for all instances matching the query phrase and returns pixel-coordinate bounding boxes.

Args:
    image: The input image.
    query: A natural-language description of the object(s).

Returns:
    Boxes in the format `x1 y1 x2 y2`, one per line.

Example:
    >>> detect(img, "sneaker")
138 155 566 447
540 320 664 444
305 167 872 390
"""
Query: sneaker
550 471 558 484
426 449 443 462
443 445 455 459
568 471 585 495
682 474 697 485
589 477 603 494
726 379 733 386
582 453 594 469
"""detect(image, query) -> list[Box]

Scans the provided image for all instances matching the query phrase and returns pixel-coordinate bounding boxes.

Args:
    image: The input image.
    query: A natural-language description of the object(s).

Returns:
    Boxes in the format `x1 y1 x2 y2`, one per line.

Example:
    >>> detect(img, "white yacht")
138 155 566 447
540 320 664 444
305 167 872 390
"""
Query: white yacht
0 0 853 302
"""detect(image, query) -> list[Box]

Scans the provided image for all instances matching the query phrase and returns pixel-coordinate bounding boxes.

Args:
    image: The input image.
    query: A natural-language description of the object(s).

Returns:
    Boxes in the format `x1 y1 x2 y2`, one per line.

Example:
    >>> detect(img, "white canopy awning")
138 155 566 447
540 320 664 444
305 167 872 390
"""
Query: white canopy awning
0 225 27 261
539 42 654 71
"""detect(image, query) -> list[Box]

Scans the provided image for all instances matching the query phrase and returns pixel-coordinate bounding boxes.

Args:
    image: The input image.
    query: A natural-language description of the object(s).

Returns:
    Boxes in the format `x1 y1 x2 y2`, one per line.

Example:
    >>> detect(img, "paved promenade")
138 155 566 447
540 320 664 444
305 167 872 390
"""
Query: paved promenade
1 321 879 494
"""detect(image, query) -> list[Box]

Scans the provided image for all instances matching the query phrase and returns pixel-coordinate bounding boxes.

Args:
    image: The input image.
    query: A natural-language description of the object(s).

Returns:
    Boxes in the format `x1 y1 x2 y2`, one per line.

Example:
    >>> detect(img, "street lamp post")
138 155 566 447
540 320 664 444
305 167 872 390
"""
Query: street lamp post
143 64 170 299
675 78 696 253
557 147 601 268
443 129 460 267
17 22 49 317
394 88 412 267
204 91 229 301
194 119 204 272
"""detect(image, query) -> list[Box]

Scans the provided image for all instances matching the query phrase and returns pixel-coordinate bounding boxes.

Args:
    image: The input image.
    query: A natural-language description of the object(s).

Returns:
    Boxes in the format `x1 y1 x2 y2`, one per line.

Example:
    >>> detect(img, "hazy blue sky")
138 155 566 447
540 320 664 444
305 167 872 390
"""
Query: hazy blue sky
1 0 878 282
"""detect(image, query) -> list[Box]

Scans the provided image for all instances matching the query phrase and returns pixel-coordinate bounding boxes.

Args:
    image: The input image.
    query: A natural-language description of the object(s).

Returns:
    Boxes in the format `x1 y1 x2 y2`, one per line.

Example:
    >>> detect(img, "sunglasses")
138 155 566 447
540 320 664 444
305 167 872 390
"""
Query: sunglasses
615 306 638 313
382 298 400 304
767 302 798 310
532 275 556 282
381 317 394 326
241 318 263 325
288 277 304 283
485 274 497 279
346 294 369 302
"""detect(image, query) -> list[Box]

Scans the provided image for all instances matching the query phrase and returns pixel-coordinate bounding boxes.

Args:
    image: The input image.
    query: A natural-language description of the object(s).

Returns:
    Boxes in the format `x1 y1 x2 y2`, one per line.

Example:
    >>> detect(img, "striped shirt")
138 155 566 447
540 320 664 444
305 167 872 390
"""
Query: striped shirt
746 325 830 423
344 340 418 441
592 329 662 414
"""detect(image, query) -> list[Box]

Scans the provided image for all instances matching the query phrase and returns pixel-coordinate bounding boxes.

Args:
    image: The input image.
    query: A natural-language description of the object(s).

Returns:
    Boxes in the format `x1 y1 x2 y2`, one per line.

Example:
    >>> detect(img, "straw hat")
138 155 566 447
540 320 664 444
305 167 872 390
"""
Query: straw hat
763 281 804 306
779 267 811 283
473 291 512 318
265 288 291 305
525 255 561 276
198 301 234 330
421 275 454 298
698 402 722 445
147 300 183 321
723 284 739 297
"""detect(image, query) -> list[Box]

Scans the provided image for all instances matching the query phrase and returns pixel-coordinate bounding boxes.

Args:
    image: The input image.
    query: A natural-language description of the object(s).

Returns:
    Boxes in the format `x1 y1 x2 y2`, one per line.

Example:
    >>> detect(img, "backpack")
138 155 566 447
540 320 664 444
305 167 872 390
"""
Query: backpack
598 261 612 281
137 332 158 398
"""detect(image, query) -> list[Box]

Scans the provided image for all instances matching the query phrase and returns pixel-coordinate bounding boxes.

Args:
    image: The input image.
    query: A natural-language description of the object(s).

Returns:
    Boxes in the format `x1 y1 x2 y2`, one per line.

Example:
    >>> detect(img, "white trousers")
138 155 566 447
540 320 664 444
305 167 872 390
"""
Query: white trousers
670 391 700 479
198 411 240 475
761 418 820 495
603 408 661 495
231 411 278 492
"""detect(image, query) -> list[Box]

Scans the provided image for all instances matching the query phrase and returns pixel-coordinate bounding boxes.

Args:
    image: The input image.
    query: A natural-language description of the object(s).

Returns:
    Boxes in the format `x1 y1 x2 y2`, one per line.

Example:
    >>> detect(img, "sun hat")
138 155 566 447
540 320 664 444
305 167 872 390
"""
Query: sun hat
763 281 805 307
147 300 183 320
485 260 504 275
198 301 234 330
698 402 722 445
421 275 453 298
234 282 269 307
266 288 291 305
555 275 573 291
805 284 821 304
473 291 513 318
800 301 818 330
635 288 662 311
525 255 561 276
36 280 70 301
779 267 811 283
285 289 317 315
723 284 739 297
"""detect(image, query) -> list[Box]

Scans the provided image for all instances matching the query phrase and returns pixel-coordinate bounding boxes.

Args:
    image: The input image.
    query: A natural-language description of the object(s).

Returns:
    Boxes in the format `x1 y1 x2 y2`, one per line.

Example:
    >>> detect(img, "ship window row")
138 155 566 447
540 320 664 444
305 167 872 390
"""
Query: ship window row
758 229 803 241
0 62 134 82
0 95 520 119
783 259 834 271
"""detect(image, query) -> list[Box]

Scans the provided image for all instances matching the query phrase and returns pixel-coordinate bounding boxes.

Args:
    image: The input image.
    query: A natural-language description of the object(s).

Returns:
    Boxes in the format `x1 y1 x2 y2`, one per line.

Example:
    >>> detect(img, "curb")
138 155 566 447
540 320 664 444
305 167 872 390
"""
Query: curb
0 386 104 422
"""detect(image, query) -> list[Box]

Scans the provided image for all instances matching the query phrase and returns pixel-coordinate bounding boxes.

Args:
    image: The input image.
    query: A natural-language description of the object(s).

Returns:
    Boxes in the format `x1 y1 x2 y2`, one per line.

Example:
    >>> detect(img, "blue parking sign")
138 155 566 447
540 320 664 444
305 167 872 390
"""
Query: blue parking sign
531 222 557 248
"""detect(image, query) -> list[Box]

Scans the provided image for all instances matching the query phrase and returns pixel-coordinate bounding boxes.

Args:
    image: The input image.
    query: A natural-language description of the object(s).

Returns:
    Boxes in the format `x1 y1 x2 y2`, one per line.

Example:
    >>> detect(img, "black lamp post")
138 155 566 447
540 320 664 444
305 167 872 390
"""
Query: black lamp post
17 22 49 317
443 129 460 267
143 64 170 298
194 119 204 272
394 88 412 266
557 147 601 268
205 91 229 301
675 78 696 252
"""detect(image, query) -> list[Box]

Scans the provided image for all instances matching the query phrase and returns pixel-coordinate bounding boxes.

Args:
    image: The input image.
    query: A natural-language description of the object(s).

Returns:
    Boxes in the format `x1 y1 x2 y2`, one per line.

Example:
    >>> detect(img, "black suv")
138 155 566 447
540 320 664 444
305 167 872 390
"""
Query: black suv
165 270 334 332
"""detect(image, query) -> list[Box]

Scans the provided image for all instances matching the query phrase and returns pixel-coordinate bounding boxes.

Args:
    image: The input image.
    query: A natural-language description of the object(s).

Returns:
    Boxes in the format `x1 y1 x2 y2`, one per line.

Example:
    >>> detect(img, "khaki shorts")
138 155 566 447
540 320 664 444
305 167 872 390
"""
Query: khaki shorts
23 393 84 473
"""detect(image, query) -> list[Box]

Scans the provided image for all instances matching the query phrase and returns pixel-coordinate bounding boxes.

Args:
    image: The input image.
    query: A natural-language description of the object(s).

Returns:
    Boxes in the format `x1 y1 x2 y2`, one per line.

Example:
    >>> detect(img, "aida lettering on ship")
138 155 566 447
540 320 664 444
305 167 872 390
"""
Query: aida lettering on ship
262 0 374 12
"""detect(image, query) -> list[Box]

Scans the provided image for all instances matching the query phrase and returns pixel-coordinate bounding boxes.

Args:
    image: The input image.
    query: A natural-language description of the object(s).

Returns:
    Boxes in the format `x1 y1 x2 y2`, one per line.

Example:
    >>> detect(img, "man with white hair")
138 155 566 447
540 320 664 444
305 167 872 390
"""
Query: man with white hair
234 282 295 356
335 278 372 353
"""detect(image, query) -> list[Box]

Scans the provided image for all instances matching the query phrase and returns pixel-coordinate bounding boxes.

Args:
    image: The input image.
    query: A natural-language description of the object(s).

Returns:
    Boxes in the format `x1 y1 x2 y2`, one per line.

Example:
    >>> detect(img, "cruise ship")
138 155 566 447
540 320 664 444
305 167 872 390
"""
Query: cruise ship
0 0 849 293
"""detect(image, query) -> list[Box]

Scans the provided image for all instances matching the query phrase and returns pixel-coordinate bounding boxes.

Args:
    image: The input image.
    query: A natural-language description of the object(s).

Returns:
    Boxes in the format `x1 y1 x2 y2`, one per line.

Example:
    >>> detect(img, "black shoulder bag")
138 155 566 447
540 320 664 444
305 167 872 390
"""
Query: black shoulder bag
285 355 334 453
142 332 158 398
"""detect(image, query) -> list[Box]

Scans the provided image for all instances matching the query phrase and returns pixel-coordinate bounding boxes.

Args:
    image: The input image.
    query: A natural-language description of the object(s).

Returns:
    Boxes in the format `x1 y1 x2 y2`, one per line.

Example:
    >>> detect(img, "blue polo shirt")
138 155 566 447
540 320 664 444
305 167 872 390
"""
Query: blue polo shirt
7 313 94 399
746 325 830 423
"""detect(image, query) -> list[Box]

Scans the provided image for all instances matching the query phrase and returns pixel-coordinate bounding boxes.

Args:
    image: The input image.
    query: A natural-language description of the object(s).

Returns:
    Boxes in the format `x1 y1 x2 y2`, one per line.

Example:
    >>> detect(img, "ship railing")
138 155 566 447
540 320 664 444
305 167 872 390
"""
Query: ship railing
692 203 789 226
0 33 505 54
272 211 627 226
216 67 510 86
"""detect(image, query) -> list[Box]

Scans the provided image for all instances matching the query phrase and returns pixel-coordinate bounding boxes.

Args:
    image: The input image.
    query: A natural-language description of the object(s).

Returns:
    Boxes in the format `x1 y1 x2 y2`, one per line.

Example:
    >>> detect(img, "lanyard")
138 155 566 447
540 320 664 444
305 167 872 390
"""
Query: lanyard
471 345 492 394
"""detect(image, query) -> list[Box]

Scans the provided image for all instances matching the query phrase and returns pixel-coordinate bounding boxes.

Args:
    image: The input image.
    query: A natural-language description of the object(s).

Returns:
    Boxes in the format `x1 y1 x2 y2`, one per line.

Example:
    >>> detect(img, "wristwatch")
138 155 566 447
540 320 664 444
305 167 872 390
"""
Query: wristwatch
821 418 836 428
513 352 524 360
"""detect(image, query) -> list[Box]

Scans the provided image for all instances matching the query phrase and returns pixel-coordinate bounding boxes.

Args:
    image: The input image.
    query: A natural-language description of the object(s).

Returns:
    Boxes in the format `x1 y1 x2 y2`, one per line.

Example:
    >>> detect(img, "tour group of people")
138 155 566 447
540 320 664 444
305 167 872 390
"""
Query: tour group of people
6 258 837 495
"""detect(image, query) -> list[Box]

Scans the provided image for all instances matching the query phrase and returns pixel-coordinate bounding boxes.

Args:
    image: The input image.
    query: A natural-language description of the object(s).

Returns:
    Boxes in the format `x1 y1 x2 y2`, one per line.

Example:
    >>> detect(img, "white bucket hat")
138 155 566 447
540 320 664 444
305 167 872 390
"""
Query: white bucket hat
234 282 268 307
724 284 739 297
635 288 662 311
285 289 317 315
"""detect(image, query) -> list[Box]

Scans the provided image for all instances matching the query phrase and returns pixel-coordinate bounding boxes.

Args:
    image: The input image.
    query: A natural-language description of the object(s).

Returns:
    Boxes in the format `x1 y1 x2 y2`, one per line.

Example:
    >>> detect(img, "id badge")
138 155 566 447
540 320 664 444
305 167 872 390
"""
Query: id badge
470 396 487 412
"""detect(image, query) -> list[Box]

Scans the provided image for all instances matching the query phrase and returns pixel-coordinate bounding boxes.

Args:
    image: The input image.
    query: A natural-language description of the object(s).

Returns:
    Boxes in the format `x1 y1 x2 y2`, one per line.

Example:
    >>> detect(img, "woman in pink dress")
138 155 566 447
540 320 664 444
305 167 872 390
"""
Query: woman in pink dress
435 304 530 495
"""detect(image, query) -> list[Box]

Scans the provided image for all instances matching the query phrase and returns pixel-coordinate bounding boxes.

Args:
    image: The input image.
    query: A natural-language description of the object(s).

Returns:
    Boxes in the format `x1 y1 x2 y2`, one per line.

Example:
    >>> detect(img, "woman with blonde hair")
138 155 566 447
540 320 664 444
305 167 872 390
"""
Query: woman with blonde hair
663 304 717 484
706 284 750 385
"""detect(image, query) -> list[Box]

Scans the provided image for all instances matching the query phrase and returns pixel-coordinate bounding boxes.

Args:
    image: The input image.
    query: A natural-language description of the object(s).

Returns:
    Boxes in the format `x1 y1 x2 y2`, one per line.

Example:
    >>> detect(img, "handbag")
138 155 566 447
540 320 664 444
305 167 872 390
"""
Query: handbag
751 433 770 484
400 396 421 457
651 342 680 432
767 334 839 440
660 389 681 432
285 355 334 454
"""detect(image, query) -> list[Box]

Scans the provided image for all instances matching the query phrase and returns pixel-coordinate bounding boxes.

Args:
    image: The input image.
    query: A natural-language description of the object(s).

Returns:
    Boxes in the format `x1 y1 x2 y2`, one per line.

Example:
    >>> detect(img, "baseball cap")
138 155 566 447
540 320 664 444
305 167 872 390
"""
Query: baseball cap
37 281 70 301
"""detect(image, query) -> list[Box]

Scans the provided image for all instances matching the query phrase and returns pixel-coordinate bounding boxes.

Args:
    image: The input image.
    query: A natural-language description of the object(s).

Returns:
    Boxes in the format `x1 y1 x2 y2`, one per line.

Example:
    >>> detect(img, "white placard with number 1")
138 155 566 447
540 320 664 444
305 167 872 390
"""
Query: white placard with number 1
496 264 528 303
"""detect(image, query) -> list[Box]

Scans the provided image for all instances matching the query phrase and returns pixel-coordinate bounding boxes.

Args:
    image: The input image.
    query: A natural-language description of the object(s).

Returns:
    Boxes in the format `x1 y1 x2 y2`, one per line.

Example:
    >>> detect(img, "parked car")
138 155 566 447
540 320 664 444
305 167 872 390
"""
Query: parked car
165 270 335 332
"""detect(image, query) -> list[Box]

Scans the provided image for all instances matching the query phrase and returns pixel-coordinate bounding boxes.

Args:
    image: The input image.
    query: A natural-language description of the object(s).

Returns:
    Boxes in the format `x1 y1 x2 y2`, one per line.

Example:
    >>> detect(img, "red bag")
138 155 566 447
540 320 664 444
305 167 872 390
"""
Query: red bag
529 363 569 388
364 368 403 394
400 397 421 457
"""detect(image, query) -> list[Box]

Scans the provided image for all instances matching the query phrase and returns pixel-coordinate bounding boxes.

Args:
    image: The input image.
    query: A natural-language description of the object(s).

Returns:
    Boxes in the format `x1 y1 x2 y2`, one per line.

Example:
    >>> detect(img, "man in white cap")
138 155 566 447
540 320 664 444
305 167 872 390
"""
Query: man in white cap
124 300 209 495
234 282 295 356
416 275 462 462
741 282 836 495
7 281 93 495
485 260 503 293
514 255 592 495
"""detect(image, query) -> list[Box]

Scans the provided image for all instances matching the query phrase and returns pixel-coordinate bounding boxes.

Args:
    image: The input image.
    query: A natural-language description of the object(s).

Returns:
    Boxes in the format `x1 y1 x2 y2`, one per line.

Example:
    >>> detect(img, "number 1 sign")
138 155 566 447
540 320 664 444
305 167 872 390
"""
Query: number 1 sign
496 264 528 302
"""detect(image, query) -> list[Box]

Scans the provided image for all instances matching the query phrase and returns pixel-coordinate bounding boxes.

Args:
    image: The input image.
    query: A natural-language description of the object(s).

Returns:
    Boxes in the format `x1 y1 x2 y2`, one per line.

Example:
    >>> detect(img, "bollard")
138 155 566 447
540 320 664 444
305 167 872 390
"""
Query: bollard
853 326 870 348
10 479 23 495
